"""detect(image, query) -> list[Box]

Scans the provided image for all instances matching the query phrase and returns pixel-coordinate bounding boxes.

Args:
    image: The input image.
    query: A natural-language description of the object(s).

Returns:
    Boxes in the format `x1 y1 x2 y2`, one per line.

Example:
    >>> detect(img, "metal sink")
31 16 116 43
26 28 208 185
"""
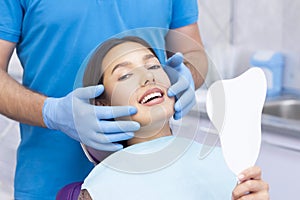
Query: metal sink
262 96 300 135
263 99 300 121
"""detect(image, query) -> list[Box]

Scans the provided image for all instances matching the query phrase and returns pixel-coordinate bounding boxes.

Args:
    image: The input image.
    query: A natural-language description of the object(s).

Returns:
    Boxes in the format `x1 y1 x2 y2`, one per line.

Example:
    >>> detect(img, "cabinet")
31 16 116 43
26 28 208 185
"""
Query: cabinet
257 131 300 200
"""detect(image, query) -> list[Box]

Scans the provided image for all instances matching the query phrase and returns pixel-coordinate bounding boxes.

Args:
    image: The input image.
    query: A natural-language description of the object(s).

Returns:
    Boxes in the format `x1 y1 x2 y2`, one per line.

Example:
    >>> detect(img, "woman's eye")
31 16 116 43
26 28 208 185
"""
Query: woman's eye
118 73 132 81
148 65 161 70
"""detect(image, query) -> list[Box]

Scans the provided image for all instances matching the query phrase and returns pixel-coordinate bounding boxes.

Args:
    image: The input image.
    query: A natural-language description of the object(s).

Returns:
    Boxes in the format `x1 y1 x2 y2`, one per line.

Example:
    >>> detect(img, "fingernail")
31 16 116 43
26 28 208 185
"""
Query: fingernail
97 84 104 89
167 90 175 97
126 132 135 137
173 112 181 120
238 174 245 181
129 107 137 114
114 143 123 150
133 122 140 130
174 103 181 111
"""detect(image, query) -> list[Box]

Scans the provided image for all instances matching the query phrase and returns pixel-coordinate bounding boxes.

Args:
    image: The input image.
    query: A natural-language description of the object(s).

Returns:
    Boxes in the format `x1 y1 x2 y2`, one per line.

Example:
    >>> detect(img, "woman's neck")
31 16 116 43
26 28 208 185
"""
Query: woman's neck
127 121 172 146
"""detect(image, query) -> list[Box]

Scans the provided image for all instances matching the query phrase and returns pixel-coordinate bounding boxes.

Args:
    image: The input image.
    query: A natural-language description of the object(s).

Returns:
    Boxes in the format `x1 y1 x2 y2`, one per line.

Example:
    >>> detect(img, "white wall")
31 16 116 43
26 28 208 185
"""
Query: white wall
198 0 300 92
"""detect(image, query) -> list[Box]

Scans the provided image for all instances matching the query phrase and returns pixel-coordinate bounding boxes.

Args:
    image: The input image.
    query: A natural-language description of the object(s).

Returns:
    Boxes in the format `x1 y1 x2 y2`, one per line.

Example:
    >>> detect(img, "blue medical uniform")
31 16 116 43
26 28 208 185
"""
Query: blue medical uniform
0 0 199 199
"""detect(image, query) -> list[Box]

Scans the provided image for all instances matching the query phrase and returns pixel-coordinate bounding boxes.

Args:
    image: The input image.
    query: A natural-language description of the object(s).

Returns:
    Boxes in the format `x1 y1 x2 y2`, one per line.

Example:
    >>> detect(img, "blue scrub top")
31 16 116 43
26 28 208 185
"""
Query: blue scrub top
0 0 198 199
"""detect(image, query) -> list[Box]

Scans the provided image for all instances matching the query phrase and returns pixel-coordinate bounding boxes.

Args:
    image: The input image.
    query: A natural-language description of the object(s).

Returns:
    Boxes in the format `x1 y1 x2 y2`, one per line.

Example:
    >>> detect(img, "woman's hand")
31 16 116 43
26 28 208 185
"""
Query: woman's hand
232 166 269 200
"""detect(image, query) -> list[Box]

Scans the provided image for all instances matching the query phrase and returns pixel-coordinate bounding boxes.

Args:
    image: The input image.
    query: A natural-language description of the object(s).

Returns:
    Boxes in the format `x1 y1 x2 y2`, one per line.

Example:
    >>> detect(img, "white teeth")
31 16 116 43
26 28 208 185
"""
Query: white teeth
141 92 162 104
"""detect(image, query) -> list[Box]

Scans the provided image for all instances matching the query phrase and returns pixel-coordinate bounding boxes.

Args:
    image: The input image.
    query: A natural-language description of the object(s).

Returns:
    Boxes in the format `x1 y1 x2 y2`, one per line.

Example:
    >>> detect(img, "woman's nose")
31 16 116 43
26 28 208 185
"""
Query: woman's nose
139 69 155 86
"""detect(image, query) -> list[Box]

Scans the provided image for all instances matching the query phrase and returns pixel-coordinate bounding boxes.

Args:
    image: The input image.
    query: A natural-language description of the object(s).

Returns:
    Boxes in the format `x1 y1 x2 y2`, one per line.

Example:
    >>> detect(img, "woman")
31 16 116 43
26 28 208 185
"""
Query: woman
57 37 269 200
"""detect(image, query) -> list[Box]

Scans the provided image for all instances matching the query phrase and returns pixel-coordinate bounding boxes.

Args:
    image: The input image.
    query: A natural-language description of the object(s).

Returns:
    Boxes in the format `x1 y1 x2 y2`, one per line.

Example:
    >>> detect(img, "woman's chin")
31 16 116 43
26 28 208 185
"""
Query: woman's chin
128 119 172 146
136 101 172 121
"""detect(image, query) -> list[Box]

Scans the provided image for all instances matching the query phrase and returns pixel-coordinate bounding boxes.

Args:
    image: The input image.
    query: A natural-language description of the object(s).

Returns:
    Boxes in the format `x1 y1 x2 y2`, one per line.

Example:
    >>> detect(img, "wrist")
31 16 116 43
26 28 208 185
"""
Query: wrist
42 97 56 129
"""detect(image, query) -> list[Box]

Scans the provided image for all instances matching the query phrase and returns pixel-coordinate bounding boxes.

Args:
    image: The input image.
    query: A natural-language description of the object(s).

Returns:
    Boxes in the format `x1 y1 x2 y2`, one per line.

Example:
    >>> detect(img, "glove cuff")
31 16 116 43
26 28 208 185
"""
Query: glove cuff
42 97 56 129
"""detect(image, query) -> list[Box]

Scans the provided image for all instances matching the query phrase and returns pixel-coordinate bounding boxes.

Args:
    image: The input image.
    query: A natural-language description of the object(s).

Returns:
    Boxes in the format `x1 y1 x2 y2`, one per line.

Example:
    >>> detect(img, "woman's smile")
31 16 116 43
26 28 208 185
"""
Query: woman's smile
138 87 165 106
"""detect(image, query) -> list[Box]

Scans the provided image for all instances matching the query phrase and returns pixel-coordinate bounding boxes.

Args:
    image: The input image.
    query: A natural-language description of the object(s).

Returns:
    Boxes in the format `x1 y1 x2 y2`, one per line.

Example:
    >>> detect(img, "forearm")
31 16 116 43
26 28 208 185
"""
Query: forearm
0 69 46 127
166 23 208 89
183 49 208 89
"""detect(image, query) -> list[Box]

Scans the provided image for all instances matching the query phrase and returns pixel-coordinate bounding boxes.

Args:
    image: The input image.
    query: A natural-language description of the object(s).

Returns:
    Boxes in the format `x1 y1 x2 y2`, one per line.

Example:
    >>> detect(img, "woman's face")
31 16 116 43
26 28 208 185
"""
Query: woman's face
101 42 175 127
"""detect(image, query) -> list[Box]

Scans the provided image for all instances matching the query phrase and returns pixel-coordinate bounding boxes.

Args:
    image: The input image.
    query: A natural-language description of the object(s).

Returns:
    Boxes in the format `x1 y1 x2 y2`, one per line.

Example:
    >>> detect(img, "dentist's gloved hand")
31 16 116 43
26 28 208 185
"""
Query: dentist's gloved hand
165 52 196 120
42 85 140 151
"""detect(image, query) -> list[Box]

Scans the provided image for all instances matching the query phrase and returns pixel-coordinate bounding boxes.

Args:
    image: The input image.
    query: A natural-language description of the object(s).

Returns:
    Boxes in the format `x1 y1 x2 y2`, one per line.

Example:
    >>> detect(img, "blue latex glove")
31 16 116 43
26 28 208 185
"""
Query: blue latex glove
165 52 196 120
43 85 140 151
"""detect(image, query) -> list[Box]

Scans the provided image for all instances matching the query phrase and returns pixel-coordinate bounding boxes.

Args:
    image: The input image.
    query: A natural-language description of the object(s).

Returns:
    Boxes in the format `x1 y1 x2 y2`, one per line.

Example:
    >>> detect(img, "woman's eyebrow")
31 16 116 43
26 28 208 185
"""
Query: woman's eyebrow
111 61 131 75
143 54 155 61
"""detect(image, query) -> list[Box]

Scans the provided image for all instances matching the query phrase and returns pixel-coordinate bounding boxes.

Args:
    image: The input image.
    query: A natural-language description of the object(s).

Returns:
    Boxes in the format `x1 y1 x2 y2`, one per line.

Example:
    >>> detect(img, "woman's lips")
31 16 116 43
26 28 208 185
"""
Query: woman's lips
139 88 164 106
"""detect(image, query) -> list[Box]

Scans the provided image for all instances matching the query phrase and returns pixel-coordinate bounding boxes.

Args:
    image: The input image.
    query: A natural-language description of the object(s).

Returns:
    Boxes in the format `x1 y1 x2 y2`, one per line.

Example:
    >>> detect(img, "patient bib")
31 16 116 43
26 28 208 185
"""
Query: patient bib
82 136 236 199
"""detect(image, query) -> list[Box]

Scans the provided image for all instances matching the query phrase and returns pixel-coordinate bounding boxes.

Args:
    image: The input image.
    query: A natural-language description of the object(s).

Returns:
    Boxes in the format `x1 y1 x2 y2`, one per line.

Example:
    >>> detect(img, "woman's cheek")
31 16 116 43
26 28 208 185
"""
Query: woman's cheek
156 72 172 88
110 85 135 106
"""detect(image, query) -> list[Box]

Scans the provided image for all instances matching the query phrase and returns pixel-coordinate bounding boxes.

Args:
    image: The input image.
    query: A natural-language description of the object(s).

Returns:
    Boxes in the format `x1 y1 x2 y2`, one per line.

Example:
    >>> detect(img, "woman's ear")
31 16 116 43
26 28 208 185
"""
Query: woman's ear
92 98 110 106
